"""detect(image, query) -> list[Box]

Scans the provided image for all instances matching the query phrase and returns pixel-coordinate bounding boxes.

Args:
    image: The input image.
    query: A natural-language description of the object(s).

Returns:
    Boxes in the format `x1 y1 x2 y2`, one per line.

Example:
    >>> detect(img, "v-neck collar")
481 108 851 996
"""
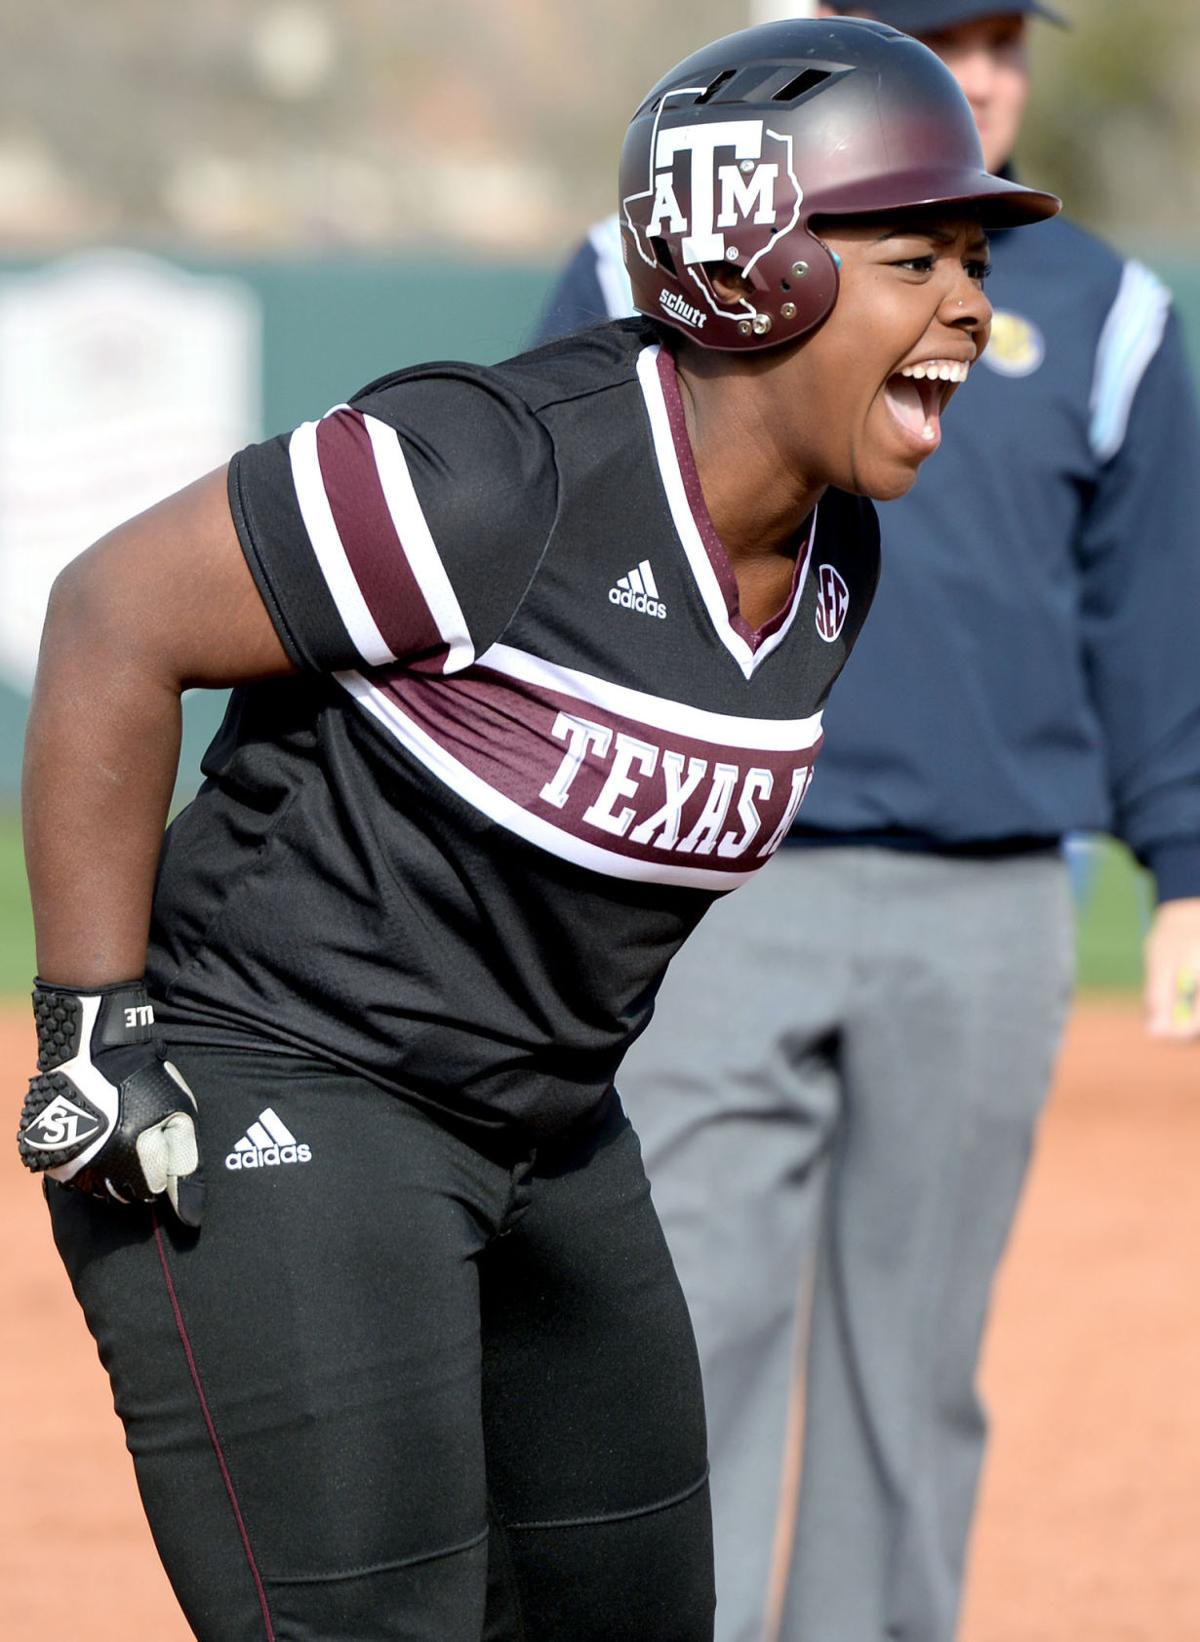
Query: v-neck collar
636 343 816 682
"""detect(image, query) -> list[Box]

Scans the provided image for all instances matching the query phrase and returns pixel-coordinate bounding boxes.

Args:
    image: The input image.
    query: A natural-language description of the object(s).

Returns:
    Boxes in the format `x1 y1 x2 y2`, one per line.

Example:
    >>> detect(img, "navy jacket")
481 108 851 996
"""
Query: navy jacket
533 212 1200 900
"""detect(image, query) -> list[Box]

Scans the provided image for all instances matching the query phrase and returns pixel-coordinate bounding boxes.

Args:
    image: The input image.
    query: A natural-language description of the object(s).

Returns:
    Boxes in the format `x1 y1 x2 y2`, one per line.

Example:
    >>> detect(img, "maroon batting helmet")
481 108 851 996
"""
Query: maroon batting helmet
619 17 1060 352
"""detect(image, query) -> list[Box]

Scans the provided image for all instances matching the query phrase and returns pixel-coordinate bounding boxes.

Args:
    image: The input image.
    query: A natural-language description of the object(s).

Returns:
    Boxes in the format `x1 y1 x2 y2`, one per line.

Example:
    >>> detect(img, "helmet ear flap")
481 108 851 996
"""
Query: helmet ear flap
662 228 841 347
757 226 840 339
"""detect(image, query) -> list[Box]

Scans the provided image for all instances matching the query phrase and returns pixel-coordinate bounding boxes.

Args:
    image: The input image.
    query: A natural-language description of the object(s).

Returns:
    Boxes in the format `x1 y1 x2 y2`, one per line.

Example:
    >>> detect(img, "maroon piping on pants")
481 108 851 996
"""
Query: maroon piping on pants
153 1217 276 1640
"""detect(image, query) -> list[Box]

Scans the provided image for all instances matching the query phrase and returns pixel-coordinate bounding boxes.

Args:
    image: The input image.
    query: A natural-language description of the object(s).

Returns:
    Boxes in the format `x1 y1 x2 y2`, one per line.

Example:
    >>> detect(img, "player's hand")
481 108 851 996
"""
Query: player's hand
16 980 204 1225
1144 898 1200 1042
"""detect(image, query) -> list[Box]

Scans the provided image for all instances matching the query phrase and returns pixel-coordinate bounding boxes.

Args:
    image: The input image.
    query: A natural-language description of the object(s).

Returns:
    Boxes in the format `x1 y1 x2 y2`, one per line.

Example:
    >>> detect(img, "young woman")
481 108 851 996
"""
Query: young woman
18 18 1056 1641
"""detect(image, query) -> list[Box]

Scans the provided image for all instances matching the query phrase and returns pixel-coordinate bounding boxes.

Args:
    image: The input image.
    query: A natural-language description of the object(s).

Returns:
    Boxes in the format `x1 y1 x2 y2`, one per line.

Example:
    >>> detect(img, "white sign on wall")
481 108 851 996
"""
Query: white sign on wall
0 249 261 692
749 1 819 22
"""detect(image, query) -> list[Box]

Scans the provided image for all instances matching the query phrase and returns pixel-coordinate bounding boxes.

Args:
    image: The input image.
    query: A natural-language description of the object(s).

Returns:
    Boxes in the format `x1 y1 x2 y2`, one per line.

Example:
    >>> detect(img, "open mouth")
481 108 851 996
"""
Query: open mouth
882 359 970 454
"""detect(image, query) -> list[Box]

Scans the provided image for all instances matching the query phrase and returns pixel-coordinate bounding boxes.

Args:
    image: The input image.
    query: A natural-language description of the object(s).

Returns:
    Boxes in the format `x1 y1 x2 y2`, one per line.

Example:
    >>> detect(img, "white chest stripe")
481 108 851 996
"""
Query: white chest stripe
336 670 779 891
478 641 824 752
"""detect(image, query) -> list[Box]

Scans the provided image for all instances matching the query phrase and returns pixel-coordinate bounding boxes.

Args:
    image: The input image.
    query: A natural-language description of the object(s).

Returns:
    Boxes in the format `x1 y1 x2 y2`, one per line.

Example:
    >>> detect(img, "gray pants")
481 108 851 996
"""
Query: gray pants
617 847 1075 1642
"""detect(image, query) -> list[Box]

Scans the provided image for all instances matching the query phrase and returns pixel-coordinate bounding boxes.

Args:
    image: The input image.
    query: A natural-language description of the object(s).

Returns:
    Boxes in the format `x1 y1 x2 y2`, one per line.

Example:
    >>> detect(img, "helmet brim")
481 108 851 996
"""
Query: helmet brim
810 168 1061 230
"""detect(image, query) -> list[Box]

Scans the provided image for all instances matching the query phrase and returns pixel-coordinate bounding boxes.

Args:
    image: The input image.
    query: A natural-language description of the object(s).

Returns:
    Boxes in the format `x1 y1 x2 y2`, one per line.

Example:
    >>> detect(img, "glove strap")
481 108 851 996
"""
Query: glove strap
32 978 155 1071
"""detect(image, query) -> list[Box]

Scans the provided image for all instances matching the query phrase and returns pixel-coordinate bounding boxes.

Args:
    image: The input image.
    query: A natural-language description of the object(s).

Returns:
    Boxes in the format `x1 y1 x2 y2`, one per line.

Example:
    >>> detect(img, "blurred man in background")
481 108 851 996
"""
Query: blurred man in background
534 3 1200 1639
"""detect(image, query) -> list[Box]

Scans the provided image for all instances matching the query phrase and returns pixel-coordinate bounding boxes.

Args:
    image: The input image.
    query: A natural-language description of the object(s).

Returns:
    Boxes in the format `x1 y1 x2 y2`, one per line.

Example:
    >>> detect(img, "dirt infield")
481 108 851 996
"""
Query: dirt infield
2 1000 1197 1641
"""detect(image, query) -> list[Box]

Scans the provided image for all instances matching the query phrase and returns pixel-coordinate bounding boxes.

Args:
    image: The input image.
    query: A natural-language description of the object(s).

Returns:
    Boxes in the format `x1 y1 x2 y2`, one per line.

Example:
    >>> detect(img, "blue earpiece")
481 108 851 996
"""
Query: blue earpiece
830 250 842 269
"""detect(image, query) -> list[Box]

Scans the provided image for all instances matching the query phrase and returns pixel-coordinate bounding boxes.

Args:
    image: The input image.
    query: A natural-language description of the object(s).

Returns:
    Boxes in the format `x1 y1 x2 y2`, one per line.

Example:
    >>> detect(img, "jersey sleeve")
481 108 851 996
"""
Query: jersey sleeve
1078 301 1200 901
227 368 558 675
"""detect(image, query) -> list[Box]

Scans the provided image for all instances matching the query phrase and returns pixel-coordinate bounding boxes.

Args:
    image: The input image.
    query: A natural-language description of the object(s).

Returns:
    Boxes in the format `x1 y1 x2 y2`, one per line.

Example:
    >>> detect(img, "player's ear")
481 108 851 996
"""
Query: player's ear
707 265 754 306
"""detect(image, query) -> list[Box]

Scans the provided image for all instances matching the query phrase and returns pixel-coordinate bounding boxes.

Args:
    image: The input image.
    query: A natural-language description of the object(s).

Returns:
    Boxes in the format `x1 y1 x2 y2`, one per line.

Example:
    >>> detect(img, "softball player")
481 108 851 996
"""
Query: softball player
536 5 1200 1641
17 19 1056 1640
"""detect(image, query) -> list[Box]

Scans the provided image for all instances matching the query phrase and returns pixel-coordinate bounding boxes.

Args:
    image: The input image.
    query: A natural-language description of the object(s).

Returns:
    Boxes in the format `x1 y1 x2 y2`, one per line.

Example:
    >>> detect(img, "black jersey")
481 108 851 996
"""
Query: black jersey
148 320 879 1133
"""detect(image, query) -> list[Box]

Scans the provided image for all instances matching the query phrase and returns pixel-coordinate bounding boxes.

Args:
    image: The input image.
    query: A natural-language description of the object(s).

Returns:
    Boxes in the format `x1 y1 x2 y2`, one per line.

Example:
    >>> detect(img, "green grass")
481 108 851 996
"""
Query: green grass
0 812 1151 1002
0 812 33 997
1069 836 1151 992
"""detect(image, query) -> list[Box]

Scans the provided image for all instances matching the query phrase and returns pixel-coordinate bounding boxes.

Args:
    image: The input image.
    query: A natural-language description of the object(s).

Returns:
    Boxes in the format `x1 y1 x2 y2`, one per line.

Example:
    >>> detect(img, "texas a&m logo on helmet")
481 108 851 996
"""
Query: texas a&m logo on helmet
815 563 849 643
622 97 802 333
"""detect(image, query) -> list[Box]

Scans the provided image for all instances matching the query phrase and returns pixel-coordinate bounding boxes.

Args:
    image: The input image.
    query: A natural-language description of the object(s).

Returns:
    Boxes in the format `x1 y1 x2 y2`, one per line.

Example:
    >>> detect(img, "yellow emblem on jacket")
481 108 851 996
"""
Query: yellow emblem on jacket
982 310 1045 378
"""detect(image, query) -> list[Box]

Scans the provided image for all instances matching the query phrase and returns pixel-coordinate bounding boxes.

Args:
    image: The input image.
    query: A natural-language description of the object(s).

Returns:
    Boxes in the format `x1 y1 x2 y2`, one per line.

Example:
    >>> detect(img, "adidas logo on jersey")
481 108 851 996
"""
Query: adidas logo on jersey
609 560 666 619
225 1106 312 1171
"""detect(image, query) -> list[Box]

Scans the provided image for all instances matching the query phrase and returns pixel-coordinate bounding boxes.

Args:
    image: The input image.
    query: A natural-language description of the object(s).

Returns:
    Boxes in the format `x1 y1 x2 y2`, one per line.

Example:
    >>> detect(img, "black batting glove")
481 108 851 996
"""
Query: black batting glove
17 980 204 1226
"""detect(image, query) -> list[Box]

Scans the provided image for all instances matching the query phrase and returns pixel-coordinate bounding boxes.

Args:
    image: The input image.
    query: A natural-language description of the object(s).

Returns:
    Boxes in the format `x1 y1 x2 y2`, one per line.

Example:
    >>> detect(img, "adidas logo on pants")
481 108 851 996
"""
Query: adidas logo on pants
225 1106 312 1170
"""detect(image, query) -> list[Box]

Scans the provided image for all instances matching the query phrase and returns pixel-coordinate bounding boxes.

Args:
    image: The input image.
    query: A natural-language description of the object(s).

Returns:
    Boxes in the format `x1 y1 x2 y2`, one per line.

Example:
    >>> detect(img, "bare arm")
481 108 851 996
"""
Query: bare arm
22 466 294 986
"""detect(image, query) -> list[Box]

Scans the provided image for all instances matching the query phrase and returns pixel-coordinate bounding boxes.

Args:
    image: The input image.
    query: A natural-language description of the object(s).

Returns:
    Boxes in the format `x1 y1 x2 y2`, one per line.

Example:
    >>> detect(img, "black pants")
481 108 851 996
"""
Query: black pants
48 1048 714 1641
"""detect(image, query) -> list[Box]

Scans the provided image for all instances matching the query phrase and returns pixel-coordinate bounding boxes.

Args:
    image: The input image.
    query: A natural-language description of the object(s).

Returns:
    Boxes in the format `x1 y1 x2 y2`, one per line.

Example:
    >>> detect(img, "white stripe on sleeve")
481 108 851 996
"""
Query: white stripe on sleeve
1089 260 1172 463
589 213 637 322
362 414 476 672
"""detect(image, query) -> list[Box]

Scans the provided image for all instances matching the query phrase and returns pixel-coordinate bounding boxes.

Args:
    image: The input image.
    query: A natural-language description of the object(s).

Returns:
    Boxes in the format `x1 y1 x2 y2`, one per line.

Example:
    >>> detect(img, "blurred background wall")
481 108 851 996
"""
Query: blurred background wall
0 0 1195 835
3 1 1198 259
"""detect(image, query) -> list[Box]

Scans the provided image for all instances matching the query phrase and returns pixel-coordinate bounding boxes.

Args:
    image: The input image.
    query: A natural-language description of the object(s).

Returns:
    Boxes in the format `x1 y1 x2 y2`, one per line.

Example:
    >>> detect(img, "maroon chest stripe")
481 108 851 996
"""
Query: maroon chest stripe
372 664 822 873
315 409 447 665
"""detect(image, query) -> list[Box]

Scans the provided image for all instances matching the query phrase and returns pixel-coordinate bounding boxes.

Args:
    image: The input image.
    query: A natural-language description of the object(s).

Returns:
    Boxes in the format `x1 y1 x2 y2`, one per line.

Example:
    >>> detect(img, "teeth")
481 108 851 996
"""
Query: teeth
899 359 969 384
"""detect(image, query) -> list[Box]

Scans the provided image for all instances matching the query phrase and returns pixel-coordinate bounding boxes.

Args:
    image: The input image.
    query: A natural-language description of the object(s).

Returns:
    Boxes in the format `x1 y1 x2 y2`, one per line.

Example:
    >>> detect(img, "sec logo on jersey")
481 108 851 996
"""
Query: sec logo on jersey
815 564 849 643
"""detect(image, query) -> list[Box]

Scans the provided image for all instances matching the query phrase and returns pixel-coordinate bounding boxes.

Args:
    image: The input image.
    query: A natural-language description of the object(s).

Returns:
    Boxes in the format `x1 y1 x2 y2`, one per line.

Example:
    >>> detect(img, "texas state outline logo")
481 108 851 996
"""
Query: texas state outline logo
622 98 803 310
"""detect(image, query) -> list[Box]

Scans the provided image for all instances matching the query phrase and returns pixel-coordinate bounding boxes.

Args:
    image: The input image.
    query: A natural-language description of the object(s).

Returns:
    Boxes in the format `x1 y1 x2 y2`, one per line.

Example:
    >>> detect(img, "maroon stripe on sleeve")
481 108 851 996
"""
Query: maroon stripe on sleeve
315 409 449 666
